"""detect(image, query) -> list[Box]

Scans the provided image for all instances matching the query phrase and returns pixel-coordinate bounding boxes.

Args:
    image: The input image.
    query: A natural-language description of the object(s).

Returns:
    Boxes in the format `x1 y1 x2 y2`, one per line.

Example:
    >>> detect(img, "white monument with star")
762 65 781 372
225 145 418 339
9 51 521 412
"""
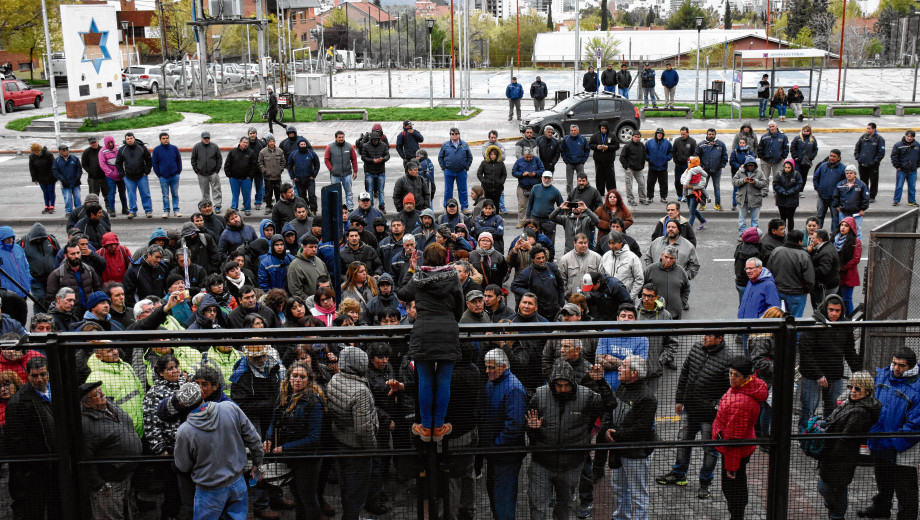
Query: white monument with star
59 4 124 104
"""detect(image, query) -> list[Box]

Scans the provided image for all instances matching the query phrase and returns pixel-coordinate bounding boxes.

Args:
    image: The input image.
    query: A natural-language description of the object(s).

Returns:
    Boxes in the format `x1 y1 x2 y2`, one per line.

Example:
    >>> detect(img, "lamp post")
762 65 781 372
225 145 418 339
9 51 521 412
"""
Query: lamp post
835 0 847 100
427 19 434 109
121 20 135 105
41 0 60 149
694 16 703 111
913 11 920 102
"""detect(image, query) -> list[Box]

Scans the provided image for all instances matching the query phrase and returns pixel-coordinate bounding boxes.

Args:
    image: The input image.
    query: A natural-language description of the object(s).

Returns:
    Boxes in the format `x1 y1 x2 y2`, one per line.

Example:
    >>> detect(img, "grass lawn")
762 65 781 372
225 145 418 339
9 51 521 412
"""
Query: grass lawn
78 109 184 132
638 103 920 119
24 79 50 87
134 99 481 123
6 114 49 131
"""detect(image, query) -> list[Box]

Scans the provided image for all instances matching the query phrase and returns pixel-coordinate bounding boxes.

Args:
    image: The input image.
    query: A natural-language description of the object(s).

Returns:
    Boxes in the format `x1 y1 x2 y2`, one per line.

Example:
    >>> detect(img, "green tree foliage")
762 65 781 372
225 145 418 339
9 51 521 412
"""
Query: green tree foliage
547 6 554 29
666 1 710 30
872 0 914 15
724 0 732 28
581 33 621 67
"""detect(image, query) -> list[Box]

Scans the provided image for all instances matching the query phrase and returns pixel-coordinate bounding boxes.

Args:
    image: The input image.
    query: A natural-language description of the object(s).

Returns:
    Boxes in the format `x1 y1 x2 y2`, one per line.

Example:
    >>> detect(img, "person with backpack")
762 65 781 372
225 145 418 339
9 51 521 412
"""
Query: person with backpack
395 120 424 169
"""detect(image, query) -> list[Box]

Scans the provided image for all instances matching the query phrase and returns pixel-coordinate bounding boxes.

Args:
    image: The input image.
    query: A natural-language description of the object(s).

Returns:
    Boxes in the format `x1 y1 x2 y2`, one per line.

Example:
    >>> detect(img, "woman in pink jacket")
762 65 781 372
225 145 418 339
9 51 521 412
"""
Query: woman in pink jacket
98 135 128 215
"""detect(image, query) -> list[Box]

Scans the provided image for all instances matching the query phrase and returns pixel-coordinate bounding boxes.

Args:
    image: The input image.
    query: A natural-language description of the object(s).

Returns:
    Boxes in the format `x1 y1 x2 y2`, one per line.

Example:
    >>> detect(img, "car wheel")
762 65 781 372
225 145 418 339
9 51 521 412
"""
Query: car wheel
34 97 41 109
150 83 159 94
541 124 562 140
5 100 13 113
617 124 636 144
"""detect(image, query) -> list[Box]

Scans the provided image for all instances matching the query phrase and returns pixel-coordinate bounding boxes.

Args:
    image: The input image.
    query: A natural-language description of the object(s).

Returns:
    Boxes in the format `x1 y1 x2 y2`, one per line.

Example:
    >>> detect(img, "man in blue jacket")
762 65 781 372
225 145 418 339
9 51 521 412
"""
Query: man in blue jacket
646 128 674 202
832 164 870 239
855 122 886 203
660 63 679 109
512 148 545 226
0 227 32 299
813 149 846 229
527 172 563 243
438 127 474 213
861 346 920 520
757 120 790 189
891 130 920 207
483 348 526 520
640 63 658 108
560 125 591 196
696 129 729 210
152 132 183 218
506 77 524 121
53 145 83 215
737 257 780 320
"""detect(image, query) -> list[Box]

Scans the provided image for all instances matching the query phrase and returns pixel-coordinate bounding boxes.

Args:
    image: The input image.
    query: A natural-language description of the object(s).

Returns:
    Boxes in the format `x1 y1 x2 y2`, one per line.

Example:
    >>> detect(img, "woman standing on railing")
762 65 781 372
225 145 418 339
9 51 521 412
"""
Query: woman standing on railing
816 371 880 520
397 242 464 442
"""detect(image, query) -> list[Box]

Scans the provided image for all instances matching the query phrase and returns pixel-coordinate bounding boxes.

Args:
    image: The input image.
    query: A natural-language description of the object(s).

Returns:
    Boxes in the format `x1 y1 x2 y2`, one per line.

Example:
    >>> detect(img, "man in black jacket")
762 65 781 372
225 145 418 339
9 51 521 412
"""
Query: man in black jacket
765 229 814 318
270 183 307 232
224 137 258 216
582 66 598 93
672 127 697 200
191 132 223 213
81 137 108 207
590 121 620 194
809 229 840 308
854 122 886 202
535 127 561 174
266 86 286 134
600 64 617 93
123 245 168 308
530 76 548 111
615 64 632 98
181 222 221 274
115 132 153 218
656 333 732 499
227 285 279 328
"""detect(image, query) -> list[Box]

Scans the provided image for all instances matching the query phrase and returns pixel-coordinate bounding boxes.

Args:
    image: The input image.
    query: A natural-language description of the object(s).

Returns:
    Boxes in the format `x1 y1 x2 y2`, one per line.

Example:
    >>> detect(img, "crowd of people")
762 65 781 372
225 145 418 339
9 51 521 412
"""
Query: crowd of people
1 116 918 520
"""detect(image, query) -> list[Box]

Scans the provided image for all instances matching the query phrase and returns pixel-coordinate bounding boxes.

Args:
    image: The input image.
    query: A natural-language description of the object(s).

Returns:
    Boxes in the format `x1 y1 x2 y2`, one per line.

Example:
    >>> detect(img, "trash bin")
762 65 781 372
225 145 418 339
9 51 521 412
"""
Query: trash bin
555 90 569 103
711 80 725 95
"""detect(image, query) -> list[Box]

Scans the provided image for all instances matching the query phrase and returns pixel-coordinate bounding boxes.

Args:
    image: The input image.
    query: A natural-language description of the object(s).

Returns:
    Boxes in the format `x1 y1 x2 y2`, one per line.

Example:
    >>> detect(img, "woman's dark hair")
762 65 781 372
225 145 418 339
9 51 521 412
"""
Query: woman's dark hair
367 342 392 359
154 353 179 376
314 287 335 305
285 296 307 317
221 261 240 275
729 355 755 376
263 289 287 312
243 314 266 328
204 274 224 289
837 222 858 266
423 242 448 266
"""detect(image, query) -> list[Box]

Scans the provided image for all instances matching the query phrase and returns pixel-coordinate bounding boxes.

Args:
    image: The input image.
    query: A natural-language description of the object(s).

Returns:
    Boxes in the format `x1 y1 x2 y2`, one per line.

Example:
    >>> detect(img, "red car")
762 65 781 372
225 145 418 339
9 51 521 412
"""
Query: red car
2 79 43 113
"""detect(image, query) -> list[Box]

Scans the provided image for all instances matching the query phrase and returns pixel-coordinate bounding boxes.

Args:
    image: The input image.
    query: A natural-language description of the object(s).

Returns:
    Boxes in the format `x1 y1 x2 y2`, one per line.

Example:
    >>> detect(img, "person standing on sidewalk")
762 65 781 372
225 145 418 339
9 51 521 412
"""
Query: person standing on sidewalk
152 131 183 218
438 127 474 213
395 120 424 170
247 128 267 212
81 137 108 209
506 77 524 121
757 74 771 120
53 145 83 217
854 122 886 203
646 128 673 203
601 64 617 94
672 127 696 202
660 63 679 109
757 121 789 189
582 66 598 93
530 76 548 111
259 134 286 213
813 149 846 230
360 130 390 213
560 125 591 196
266 86 286 134
324 130 359 210
640 62 658 108
790 125 818 192
616 64 632 98
191 132 224 214
620 132 648 206
590 121 619 194
891 130 920 207
115 133 154 219
30 143 57 214
832 167 870 239
224 137 257 216
697 128 729 210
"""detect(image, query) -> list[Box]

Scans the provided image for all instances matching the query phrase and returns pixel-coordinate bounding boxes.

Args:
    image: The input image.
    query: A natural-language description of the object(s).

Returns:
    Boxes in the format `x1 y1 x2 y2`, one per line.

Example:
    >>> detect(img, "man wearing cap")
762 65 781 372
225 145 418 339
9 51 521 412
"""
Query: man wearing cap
832 164 870 238
152 131 183 218
53 144 83 216
601 64 618 94
506 76 524 121
640 62 658 108
81 137 108 208
616 64 632 98
191 132 224 213
787 85 805 121
116 132 154 219
266 85 286 133
530 76 548 111
581 271 630 321
393 160 431 212
661 63 679 109
174 382 265 520
352 190 386 224
396 120 425 169
527 170 564 244
460 289 490 323
582 66 598 93
79 379 142 519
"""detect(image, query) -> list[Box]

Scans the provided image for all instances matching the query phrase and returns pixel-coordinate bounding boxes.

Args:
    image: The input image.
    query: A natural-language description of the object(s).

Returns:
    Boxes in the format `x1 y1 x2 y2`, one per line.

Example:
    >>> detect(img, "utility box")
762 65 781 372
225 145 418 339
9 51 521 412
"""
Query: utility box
209 0 242 19
293 73 327 107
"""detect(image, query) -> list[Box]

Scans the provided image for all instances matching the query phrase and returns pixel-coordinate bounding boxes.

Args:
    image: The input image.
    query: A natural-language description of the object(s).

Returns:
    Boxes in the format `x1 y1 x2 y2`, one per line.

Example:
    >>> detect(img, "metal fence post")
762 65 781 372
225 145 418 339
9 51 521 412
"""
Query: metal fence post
766 316 797 520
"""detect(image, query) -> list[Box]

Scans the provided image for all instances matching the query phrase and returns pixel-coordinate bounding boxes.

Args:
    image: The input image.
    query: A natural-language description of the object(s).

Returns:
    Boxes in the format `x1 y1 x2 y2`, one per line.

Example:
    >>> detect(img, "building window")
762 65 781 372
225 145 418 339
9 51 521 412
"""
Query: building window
18 63 32 72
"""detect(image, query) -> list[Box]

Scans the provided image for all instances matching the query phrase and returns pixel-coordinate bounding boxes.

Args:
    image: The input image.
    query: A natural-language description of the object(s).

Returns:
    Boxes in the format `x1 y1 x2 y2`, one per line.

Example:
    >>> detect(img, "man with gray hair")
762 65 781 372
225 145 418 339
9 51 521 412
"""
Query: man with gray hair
50 287 78 331
643 247 690 319
645 222 700 280
483 347 527 520
604 353 657 520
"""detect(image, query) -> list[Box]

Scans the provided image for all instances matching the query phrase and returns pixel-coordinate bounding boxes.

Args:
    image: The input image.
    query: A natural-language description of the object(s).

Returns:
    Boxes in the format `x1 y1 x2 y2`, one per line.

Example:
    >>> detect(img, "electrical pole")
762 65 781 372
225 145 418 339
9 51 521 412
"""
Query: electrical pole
255 0 266 95
40 0 60 149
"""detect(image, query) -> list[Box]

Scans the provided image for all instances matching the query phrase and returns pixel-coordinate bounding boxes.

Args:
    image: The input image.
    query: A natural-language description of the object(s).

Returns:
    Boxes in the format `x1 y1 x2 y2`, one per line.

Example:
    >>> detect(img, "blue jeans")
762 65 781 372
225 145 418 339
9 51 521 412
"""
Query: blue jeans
61 186 81 214
895 169 917 204
818 478 849 519
193 475 248 520
253 176 264 207
124 176 152 214
603 86 616 93
500 192 507 212
816 197 840 230
799 377 844 431
106 178 127 211
732 186 738 206
708 170 722 205
335 453 371 520
839 286 855 316
332 174 354 210
158 175 180 212
777 292 807 317
738 205 761 235
759 98 769 118
611 456 650 520
688 197 705 226
643 88 658 106
228 177 252 211
40 183 56 207
415 361 453 428
618 87 629 98
672 414 718 482
776 105 787 117
487 457 522 520
443 169 469 209
365 173 386 208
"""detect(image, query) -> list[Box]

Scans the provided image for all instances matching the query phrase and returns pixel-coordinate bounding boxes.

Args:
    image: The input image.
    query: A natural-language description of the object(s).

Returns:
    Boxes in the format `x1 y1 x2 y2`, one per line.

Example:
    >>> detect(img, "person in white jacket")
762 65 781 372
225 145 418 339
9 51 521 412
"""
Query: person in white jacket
557 233 602 297
600 230 645 299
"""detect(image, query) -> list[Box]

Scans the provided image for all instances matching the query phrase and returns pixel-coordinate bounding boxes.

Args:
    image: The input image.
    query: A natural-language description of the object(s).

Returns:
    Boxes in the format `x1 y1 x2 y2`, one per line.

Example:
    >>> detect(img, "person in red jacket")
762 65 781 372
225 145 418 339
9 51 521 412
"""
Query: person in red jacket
100 232 132 284
834 216 862 316
712 355 768 520
0 342 45 383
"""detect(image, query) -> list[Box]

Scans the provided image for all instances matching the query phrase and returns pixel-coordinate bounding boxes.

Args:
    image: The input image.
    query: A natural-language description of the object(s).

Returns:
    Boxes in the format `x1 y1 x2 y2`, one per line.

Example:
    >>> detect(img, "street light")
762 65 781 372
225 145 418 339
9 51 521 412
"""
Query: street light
913 11 920 101
121 20 135 105
694 16 703 111
427 19 434 109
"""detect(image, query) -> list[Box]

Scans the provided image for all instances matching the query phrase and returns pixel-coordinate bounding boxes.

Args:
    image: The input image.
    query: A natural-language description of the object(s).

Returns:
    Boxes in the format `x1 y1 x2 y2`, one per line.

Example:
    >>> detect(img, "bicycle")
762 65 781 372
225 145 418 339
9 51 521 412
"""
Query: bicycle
244 94 284 124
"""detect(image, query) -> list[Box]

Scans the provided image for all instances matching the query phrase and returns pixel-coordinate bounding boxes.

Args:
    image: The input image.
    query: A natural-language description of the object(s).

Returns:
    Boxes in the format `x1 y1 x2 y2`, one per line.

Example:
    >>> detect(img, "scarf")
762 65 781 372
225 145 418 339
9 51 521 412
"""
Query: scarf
226 273 245 291
833 233 846 251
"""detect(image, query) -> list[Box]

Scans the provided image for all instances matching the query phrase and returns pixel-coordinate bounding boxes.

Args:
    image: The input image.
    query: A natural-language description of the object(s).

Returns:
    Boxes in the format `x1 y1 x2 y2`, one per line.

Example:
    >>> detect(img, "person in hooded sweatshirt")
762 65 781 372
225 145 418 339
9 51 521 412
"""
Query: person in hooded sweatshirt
18 223 60 300
0 227 33 300
99 232 132 285
361 130 391 213
115 132 154 218
123 245 169 308
477 145 507 205
29 142 57 214
364 273 400 324
98 135 129 216
286 139 320 214
258 236 295 292
589 121 619 195
732 155 768 236
646 127 674 202
729 137 753 211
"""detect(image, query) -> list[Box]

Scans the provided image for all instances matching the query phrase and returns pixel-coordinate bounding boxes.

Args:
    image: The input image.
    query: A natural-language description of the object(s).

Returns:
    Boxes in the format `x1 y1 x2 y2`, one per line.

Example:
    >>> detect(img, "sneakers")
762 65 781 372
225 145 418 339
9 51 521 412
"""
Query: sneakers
127 212 137 219
245 210 251 216
255 204 262 211
576 502 593 519
146 212 152 218
732 204 737 211
660 197 667 203
856 507 891 518
174 211 182 217
628 199 637 206
697 481 712 499
162 212 170 218
894 201 901 206
432 423 453 441
42 207 49 214
411 423 432 442
909 202 919 207
655 472 688 486
699 220 706 230
714 204 722 211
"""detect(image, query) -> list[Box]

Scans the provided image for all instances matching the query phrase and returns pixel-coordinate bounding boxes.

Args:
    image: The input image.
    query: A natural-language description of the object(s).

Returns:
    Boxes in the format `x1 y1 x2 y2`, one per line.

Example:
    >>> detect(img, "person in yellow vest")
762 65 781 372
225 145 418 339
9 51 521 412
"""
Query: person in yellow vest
132 341 204 390
201 345 241 397
85 342 145 437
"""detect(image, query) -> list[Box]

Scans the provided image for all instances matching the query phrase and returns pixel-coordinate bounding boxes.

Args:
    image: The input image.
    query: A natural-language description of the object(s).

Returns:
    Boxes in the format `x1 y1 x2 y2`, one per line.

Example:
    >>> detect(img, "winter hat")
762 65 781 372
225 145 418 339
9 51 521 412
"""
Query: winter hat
478 231 493 244
465 290 484 302
416 149 428 160
79 380 103 398
165 273 184 289
741 227 761 244
403 193 416 205
688 156 700 168
420 208 436 220
582 272 601 292
85 194 100 204
86 291 110 310
176 382 203 408
265 133 275 143
243 344 269 357
181 222 198 237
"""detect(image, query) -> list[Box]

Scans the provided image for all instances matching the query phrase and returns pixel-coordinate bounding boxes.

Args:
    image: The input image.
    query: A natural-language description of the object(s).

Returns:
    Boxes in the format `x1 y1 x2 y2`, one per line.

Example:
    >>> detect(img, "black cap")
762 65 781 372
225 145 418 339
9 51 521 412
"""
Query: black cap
79 380 103 398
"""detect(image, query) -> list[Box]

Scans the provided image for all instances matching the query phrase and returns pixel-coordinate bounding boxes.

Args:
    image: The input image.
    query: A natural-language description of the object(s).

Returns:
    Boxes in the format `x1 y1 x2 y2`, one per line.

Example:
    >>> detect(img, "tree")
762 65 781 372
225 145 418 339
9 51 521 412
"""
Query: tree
724 0 731 28
547 6 554 29
601 0 609 30
6 25 49 80
0 0 47 43
667 1 709 30
786 0 812 39
645 9 656 26
581 33 621 67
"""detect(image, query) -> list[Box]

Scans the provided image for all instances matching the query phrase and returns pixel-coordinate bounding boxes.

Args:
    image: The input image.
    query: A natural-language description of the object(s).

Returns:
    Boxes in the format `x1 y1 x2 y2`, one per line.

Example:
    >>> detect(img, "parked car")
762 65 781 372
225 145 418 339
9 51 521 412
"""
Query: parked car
239 63 261 80
519 91 640 144
221 64 245 84
2 79 43 112
124 65 179 93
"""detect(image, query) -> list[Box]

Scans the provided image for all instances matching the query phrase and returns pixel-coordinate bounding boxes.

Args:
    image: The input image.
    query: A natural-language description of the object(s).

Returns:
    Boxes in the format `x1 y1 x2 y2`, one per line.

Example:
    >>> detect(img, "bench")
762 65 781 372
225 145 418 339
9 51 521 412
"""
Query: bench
315 109 368 122
640 106 693 120
825 104 881 117
896 103 920 116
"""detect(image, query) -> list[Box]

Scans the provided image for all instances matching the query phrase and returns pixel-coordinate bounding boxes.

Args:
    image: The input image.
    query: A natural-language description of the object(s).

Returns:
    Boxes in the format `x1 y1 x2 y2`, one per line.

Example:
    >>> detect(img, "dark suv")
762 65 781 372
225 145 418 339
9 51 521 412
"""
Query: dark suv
519 91 640 144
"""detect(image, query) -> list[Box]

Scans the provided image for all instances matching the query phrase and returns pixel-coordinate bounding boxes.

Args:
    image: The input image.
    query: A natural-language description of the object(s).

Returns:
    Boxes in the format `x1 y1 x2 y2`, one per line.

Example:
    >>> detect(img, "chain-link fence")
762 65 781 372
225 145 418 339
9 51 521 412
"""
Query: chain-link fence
1 319 919 520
